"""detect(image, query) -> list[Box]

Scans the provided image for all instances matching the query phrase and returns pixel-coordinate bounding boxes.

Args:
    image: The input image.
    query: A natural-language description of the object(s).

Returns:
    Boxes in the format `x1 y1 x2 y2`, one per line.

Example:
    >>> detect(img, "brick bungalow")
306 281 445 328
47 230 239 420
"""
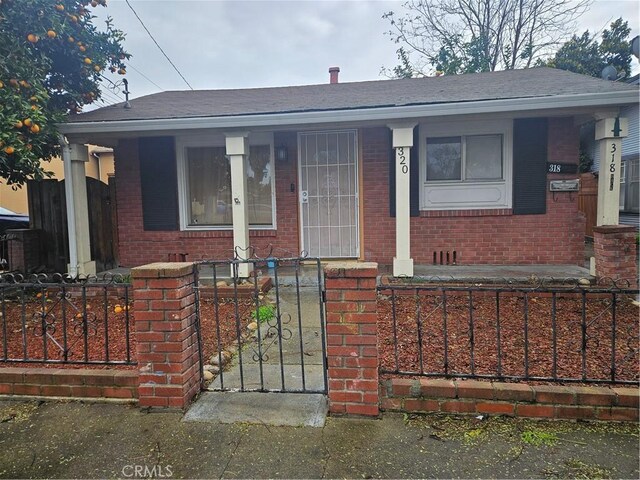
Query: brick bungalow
58 67 638 277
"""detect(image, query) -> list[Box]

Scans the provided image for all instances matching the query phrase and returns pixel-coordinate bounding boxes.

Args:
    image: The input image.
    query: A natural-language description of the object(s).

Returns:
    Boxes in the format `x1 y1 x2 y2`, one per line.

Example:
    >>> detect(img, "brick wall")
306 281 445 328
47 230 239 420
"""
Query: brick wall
593 225 638 281
361 118 584 265
0 367 137 401
114 118 584 267
115 133 300 267
382 378 639 421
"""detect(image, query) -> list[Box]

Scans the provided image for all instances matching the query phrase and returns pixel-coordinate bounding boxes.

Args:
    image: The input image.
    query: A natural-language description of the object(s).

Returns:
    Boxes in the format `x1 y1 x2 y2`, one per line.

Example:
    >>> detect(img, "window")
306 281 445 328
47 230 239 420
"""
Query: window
420 119 512 210
178 134 276 230
426 134 503 182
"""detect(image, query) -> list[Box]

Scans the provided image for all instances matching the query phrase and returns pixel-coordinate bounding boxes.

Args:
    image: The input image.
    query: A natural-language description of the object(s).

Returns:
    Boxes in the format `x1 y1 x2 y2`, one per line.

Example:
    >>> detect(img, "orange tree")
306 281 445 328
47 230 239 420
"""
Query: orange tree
0 0 129 186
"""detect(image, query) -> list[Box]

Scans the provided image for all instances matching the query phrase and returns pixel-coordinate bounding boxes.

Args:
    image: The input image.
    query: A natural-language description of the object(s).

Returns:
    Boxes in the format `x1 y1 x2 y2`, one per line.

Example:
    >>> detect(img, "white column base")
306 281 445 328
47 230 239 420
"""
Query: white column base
393 257 414 277
231 262 252 279
67 260 96 277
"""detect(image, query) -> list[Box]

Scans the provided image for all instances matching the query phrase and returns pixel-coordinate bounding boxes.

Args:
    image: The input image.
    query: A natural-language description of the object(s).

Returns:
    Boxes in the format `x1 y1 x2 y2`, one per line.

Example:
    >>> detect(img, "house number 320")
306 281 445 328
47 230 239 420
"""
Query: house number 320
398 147 408 174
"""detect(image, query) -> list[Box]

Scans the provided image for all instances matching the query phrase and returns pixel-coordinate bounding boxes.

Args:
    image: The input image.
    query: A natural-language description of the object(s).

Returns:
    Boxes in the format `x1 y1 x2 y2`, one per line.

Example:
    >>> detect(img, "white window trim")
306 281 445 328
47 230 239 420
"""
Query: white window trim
419 119 513 210
176 132 277 231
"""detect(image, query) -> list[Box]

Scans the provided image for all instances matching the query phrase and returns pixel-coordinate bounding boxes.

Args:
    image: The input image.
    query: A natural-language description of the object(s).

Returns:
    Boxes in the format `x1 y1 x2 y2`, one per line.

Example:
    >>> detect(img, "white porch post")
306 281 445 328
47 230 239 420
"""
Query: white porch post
389 124 416 277
61 140 96 276
595 115 628 226
589 115 628 276
225 132 252 279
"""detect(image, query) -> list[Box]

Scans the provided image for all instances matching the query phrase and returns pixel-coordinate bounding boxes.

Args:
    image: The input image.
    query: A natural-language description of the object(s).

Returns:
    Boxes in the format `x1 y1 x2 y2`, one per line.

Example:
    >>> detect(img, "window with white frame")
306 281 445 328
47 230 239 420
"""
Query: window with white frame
178 135 276 229
420 120 512 210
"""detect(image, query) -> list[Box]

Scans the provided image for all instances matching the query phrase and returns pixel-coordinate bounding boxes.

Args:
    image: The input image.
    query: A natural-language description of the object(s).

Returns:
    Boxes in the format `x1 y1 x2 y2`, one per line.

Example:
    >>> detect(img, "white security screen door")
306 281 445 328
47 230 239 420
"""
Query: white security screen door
298 130 359 258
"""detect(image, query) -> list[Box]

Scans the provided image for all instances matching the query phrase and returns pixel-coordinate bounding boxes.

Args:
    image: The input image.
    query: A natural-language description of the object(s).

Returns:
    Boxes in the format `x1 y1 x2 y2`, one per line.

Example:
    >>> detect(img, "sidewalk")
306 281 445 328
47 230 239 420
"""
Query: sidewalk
0 399 638 479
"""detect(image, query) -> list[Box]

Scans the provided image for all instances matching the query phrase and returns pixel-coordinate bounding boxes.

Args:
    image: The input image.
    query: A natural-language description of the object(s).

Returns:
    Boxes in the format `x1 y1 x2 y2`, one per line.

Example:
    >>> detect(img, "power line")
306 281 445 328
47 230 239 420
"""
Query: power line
100 89 124 105
124 0 193 90
126 62 164 91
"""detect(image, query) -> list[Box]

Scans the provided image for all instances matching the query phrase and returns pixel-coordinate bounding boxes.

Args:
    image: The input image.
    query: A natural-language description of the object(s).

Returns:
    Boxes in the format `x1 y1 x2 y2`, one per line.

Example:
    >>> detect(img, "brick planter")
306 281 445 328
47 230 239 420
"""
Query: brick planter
0 367 137 401
381 378 639 422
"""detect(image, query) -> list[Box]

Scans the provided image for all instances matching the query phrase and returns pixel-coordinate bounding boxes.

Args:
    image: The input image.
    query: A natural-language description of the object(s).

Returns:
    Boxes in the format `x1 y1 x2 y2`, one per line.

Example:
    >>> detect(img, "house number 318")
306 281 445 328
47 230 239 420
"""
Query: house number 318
398 147 408 174
609 143 617 191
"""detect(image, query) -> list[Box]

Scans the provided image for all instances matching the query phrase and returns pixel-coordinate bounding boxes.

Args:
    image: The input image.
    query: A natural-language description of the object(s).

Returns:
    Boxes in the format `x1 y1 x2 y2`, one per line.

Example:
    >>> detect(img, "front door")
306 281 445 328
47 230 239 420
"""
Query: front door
298 130 359 258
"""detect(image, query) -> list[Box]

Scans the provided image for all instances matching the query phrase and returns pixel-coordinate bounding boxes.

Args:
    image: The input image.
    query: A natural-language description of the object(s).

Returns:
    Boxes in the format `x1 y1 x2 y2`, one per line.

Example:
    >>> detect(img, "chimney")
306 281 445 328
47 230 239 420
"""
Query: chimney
329 66 340 84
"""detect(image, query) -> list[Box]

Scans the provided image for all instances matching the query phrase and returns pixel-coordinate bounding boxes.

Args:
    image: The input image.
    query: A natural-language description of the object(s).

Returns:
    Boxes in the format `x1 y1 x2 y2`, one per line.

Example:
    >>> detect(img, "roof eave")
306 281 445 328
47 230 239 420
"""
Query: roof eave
57 90 639 135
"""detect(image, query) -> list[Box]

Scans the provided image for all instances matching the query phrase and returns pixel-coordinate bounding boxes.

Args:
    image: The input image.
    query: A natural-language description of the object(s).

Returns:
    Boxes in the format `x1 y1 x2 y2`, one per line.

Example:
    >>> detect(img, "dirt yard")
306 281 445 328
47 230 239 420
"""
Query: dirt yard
377 291 639 383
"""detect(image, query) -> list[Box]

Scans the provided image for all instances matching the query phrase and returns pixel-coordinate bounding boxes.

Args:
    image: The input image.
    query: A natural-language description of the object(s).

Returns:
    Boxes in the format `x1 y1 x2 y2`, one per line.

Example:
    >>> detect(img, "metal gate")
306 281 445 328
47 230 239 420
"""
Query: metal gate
194 256 327 394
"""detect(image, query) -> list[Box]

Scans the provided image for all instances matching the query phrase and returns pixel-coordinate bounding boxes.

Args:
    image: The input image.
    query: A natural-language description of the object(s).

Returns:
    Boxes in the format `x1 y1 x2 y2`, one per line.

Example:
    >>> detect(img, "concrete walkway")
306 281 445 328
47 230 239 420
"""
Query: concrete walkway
209 286 326 393
0 399 638 479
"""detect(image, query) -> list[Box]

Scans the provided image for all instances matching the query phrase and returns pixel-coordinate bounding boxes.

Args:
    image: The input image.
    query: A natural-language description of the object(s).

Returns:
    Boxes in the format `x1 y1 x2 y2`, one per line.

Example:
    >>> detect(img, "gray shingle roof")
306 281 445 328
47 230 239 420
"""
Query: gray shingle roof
69 67 638 123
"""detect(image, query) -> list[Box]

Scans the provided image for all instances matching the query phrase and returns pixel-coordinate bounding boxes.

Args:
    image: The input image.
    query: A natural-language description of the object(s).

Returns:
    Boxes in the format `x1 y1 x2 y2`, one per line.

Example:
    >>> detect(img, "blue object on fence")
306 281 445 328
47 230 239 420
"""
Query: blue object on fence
267 258 276 269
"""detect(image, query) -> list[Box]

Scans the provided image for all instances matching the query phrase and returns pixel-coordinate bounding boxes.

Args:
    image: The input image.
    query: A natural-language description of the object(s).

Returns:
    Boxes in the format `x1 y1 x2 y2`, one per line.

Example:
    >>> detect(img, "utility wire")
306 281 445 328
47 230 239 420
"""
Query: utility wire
126 62 164 92
100 89 124 105
99 86 124 103
124 0 193 90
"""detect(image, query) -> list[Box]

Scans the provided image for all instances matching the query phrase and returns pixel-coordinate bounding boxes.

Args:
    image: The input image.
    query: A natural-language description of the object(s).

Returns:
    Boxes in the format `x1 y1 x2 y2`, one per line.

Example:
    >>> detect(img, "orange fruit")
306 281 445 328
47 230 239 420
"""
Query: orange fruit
94 65 101 72
19 80 30 88
26 144 32 151
30 124 40 134
70 15 78 23
0 81 4 88
68 36 74 43
23 118 32 127
114 305 123 314
4 146 15 155
14 120 23 128
27 33 38 43
79 45 86 52
84 57 92 65
91 0 98 6
9 79 18 87
31 105 38 111
55 4 64 11
47 30 56 39
118 68 126 75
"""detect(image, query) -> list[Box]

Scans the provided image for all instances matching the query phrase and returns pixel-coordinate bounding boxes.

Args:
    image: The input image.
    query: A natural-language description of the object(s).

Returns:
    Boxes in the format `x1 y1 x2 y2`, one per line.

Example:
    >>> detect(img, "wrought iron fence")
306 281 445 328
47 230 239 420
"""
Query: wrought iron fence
194 250 327 394
0 272 135 365
377 278 639 385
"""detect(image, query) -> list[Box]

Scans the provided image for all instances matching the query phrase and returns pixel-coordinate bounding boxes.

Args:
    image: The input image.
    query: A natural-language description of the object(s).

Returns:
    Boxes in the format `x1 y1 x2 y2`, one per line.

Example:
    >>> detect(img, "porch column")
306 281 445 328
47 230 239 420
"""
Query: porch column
225 132 252 278
61 140 96 276
596 115 628 226
388 124 416 277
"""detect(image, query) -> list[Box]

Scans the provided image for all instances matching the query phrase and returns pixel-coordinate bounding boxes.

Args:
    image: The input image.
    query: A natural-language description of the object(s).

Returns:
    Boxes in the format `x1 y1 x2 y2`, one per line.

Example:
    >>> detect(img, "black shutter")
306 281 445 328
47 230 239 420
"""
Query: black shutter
389 126 420 217
139 136 179 230
513 118 548 215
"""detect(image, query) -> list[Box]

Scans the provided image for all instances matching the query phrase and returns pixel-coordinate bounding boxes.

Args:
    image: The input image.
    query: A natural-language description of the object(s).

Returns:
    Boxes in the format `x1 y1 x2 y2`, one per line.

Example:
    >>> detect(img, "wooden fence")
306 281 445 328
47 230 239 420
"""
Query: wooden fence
27 177 118 272
578 172 597 237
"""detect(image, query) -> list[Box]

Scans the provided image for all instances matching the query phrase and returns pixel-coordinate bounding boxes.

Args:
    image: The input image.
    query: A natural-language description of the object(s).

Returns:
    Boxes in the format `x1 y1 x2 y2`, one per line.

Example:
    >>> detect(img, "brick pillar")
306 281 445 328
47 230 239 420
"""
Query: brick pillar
324 262 379 416
593 225 638 282
131 262 201 410
6 229 41 273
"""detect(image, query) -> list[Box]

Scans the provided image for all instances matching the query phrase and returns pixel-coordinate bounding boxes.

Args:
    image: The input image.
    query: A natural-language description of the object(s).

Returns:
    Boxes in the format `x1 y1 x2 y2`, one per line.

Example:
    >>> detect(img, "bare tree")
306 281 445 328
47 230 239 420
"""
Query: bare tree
382 0 592 77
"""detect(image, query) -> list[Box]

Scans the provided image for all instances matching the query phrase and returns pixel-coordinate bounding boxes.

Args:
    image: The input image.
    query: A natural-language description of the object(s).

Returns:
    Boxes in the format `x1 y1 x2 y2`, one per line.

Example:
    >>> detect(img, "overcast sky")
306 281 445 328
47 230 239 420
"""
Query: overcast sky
92 0 640 106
